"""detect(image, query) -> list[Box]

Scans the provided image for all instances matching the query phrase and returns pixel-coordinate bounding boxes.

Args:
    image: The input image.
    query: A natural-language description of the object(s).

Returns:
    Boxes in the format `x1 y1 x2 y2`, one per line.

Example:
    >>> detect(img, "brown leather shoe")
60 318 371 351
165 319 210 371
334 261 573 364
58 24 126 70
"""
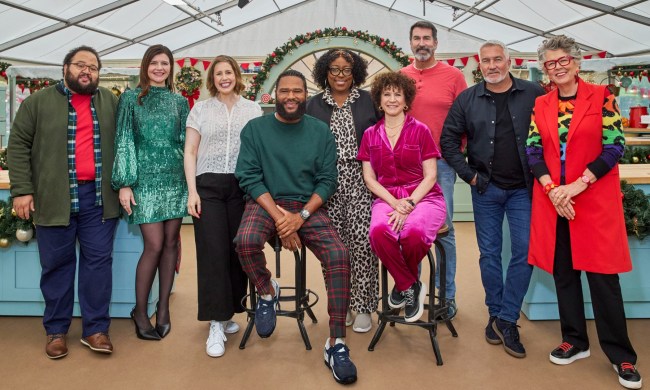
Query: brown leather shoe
46 334 68 359
80 332 113 354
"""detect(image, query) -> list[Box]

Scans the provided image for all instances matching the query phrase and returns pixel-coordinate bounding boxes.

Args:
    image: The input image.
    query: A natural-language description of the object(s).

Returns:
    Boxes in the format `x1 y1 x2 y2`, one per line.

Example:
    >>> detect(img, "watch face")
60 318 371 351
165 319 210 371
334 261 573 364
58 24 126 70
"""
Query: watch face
300 209 310 219
581 176 590 183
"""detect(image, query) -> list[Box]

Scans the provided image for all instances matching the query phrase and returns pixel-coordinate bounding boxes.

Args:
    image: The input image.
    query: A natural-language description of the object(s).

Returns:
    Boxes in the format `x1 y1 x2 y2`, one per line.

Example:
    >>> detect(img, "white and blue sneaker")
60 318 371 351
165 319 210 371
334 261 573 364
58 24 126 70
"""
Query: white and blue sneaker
324 338 357 385
255 279 280 338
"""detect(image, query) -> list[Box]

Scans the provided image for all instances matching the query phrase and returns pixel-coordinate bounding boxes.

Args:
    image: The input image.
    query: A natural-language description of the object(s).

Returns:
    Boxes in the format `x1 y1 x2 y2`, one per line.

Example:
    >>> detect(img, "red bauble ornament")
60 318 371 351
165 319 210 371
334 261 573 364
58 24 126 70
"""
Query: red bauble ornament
44 80 50 86
380 42 386 47
300 39 304 44
0 71 5 78
630 71 635 76
271 52 276 57
342 27 347 31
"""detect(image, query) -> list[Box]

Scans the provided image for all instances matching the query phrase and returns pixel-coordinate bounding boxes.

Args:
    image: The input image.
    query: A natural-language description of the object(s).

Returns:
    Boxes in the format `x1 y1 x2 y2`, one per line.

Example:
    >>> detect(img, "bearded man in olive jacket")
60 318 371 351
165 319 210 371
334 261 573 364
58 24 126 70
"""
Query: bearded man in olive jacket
8 45 120 359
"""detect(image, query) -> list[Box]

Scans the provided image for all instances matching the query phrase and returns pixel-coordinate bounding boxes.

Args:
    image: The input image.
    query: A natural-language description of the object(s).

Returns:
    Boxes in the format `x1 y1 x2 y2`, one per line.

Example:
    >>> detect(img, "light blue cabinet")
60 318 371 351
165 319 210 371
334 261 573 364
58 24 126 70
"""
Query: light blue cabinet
0 187 158 318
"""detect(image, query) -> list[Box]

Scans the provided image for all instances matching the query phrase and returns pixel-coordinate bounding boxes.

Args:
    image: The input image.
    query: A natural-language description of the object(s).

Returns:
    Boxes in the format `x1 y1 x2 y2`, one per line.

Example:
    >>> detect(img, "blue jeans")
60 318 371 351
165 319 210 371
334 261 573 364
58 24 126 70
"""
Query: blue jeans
471 182 533 323
434 160 457 299
36 183 118 337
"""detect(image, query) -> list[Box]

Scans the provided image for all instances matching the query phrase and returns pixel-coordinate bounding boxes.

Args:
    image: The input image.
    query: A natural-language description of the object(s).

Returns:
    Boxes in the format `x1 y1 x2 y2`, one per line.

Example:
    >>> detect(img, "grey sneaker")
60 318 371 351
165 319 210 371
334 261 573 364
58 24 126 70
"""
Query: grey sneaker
352 313 372 333
388 286 406 309
404 281 426 322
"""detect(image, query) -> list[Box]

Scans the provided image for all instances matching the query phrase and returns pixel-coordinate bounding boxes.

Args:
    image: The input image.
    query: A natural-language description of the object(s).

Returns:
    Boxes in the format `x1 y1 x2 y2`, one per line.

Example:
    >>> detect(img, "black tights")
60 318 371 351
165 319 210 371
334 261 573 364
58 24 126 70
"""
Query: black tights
133 218 182 329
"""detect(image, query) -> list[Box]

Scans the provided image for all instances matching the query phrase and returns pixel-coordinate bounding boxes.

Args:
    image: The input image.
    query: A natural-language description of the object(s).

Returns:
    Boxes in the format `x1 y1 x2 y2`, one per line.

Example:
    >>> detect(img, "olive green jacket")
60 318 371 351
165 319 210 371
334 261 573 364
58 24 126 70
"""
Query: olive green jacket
7 83 120 226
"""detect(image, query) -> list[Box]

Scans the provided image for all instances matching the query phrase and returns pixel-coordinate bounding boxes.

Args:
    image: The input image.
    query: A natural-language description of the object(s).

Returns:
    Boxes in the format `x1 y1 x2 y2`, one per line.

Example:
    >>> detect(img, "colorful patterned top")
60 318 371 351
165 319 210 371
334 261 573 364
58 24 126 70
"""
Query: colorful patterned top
112 86 189 224
526 93 625 180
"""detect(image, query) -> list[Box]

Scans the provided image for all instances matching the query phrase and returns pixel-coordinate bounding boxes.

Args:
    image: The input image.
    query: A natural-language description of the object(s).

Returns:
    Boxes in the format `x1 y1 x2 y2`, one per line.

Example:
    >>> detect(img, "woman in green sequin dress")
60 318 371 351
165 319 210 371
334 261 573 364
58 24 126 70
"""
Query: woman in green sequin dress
112 44 189 341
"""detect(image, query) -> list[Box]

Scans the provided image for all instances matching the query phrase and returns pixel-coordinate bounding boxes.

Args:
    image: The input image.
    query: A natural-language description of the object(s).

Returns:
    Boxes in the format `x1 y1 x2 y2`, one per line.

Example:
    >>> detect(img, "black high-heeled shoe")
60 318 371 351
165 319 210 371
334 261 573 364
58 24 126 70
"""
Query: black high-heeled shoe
155 303 171 338
130 308 161 341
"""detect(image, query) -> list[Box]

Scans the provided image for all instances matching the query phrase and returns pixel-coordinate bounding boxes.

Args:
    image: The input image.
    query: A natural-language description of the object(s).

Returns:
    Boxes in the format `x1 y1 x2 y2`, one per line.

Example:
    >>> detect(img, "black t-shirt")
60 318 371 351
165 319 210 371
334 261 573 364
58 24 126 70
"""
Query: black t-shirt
490 88 526 189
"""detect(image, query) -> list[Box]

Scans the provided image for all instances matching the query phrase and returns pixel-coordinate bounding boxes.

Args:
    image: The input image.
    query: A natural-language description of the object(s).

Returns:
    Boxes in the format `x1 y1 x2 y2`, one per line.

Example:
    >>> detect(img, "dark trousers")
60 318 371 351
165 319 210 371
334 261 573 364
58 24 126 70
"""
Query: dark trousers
194 173 248 321
234 199 350 338
553 216 637 364
36 183 118 337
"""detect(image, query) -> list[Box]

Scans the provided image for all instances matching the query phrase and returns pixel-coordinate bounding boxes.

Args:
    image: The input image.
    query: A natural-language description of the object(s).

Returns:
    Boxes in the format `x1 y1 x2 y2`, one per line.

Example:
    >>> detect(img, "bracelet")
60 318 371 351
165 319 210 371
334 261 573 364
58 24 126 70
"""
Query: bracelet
407 200 416 207
544 182 558 195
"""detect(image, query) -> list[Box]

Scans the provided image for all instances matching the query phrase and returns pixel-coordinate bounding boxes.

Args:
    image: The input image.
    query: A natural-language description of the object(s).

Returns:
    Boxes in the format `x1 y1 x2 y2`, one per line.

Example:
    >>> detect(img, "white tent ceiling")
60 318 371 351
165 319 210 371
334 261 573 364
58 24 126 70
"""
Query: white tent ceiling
1 0 649 65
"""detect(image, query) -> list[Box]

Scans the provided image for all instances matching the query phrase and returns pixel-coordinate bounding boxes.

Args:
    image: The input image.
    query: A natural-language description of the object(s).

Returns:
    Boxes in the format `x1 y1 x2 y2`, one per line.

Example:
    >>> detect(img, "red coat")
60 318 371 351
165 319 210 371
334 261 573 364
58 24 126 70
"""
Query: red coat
528 79 631 274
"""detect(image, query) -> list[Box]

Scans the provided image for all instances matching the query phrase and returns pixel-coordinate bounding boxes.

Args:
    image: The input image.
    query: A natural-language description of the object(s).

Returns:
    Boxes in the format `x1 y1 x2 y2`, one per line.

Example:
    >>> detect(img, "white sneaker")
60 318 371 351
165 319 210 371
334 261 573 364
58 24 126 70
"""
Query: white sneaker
222 320 240 334
345 309 354 327
206 321 226 357
352 313 372 333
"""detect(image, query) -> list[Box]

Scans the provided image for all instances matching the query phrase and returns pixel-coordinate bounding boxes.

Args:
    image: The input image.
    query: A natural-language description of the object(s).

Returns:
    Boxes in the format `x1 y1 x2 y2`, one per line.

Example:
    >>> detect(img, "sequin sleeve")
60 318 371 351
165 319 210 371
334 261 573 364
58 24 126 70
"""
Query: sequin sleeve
178 95 189 145
111 91 138 189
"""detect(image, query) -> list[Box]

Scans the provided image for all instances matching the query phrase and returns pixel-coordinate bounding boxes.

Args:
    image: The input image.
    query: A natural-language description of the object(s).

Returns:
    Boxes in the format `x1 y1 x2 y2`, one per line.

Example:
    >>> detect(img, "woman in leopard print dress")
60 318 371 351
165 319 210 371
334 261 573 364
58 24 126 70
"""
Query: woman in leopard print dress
306 49 380 333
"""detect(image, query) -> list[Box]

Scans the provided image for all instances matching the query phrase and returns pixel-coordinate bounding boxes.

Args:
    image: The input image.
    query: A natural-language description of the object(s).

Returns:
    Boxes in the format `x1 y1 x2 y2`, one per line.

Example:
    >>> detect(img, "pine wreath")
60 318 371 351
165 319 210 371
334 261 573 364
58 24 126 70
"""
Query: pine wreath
621 181 650 240
174 66 202 95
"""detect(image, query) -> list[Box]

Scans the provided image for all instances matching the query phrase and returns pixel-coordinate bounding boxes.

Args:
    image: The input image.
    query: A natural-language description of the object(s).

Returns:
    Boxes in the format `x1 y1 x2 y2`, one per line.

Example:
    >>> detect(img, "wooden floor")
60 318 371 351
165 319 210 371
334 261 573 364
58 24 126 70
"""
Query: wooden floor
0 222 647 389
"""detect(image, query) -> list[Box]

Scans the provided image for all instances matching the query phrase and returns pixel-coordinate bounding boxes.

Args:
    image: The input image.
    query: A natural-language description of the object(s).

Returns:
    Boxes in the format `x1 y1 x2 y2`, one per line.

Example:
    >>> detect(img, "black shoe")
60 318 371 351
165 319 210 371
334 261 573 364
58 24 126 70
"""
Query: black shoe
130 308 161 341
155 302 171 338
613 362 642 389
485 316 502 345
445 298 457 320
549 342 590 365
156 323 171 338
492 318 525 358
388 286 406 309
404 281 426 323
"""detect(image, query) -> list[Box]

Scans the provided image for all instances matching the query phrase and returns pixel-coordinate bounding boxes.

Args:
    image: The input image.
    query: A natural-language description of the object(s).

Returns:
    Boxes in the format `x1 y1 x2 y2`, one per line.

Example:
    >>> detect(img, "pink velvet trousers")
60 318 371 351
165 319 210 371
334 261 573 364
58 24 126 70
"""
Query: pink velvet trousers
368 195 446 291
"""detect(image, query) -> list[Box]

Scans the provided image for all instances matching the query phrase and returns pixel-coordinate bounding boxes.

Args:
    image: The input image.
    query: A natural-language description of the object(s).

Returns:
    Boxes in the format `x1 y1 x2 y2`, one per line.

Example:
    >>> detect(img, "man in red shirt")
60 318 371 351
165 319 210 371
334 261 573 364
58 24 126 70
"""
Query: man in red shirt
401 21 467 318
9 46 119 359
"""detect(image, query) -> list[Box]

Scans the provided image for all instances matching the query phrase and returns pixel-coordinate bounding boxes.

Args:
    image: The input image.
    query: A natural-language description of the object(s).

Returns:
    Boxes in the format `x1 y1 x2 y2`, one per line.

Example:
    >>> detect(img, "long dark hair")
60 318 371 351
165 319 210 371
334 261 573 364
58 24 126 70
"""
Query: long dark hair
137 44 174 105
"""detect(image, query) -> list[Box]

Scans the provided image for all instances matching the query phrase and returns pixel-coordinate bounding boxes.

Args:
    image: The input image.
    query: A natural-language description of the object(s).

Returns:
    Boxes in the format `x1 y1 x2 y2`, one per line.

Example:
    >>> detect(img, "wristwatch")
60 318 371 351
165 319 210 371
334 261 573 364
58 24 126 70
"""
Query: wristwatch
580 175 591 185
299 208 311 220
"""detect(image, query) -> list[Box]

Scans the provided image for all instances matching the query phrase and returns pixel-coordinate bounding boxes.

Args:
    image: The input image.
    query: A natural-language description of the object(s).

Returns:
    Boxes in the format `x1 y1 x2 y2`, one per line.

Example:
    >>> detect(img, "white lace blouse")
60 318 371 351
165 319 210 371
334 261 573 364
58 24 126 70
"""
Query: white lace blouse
186 96 263 175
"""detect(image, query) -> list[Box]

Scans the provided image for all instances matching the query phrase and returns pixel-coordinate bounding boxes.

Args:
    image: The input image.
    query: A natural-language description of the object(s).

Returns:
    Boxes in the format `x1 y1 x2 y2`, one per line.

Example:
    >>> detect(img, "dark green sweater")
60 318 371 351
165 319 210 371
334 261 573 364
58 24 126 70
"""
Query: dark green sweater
235 113 338 203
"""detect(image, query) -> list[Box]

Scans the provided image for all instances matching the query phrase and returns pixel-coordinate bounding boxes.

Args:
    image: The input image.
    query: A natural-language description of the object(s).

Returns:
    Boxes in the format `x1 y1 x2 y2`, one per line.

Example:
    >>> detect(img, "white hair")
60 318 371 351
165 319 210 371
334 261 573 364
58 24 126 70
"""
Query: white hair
479 40 510 60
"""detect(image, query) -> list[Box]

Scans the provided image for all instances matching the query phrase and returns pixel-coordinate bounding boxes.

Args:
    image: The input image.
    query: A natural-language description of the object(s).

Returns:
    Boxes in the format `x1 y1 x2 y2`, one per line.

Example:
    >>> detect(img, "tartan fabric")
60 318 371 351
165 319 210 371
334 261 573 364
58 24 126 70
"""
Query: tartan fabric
64 82 102 214
234 199 351 338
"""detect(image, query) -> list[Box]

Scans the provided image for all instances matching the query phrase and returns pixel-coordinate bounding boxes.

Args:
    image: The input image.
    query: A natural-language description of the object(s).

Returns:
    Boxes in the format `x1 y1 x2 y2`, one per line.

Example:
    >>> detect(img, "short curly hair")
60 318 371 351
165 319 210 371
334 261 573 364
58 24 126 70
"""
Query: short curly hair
537 35 582 71
311 49 368 90
370 72 416 113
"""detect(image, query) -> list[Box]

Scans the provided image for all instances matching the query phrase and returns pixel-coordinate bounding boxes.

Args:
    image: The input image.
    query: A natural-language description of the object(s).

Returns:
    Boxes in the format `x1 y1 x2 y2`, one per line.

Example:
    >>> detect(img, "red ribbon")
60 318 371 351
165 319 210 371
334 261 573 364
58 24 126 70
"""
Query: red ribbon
181 89 200 109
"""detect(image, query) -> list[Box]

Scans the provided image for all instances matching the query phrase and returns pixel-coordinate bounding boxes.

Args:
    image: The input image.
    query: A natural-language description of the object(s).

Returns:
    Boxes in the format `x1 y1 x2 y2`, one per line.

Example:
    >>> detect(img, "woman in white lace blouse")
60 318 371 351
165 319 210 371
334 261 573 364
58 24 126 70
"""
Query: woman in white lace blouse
184 55 262 358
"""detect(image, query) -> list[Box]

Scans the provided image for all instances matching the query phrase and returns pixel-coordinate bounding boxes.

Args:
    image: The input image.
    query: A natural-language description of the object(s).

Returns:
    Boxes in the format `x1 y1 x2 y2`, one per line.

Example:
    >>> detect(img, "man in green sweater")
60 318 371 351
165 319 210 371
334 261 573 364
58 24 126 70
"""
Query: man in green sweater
234 70 356 385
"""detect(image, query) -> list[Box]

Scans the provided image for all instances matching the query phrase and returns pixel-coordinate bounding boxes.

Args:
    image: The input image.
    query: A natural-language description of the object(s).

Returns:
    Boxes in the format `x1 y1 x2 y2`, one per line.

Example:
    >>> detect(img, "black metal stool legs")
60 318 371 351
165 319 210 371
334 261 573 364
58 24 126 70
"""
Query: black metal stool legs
368 226 458 365
239 238 319 351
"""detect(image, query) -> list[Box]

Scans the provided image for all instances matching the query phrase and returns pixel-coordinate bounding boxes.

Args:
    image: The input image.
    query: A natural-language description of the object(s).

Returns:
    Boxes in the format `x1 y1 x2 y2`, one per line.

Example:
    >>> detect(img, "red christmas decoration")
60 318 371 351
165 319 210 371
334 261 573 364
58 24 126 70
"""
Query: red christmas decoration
380 41 386 47
271 52 276 57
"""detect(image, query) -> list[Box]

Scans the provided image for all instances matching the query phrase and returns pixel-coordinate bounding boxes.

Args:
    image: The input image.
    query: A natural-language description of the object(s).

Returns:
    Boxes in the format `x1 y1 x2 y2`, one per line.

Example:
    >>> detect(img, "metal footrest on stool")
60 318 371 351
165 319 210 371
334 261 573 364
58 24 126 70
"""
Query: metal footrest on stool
239 236 319 350
368 225 458 365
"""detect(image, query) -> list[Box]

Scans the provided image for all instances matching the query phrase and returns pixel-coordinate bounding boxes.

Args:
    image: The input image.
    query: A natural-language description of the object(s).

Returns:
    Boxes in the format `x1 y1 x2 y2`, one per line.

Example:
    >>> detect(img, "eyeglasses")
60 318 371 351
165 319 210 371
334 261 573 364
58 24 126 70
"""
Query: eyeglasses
70 62 99 73
328 67 352 77
543 56 573 70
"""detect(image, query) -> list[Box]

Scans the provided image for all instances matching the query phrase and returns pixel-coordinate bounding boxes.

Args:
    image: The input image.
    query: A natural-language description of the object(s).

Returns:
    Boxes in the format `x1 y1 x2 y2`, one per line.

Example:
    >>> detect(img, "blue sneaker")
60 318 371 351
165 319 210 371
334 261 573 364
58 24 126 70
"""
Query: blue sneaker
324 338 357 385
255 279 279 338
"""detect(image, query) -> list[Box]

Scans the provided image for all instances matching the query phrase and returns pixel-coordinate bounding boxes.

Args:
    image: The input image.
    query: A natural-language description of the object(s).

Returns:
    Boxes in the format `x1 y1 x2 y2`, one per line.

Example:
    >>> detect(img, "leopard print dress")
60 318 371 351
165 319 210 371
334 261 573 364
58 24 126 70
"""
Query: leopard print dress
323 87 379 314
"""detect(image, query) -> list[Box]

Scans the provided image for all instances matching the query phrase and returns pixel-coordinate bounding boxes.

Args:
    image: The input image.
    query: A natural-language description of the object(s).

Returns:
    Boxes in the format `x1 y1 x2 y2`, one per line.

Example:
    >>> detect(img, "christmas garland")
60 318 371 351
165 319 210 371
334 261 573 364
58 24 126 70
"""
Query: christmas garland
621 146 650 164
0 197 35 247
0 61 10 81
244 27 411 101
622 181 650 240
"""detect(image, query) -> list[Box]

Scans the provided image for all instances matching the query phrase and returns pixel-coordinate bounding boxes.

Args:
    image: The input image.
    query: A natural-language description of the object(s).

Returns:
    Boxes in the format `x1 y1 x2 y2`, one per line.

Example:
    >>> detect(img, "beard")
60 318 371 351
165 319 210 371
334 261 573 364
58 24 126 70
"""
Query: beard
275 99 307 122
484 71 508 85
65 70 99 95
413 46 433 62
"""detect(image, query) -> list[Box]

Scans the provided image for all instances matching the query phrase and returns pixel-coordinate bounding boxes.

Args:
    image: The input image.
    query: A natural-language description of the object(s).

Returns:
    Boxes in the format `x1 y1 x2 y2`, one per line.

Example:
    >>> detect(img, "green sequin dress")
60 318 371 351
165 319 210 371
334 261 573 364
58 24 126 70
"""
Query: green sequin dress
112 86 189 224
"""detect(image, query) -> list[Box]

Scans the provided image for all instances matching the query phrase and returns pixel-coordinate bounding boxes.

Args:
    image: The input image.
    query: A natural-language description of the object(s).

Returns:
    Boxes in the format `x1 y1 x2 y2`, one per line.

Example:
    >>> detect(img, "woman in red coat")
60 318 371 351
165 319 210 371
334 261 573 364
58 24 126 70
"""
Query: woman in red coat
526 35 641 390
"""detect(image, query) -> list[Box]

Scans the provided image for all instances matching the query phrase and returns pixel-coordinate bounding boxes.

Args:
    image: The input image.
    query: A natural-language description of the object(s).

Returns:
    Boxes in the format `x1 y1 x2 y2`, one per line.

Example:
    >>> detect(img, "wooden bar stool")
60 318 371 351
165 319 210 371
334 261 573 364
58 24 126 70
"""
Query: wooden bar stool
368 224 459 365
239 236 319 350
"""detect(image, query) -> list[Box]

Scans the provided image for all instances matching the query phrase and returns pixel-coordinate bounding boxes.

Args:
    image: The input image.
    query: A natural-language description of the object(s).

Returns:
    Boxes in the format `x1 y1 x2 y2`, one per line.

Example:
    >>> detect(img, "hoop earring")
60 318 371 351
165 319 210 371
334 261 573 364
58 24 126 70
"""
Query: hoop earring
379 106 384 111
404 105 409 111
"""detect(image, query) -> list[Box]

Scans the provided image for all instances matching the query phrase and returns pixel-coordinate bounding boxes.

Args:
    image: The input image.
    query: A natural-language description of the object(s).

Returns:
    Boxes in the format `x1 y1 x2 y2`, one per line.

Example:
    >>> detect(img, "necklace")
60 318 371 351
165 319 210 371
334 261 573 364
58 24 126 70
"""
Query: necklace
385 118 405 129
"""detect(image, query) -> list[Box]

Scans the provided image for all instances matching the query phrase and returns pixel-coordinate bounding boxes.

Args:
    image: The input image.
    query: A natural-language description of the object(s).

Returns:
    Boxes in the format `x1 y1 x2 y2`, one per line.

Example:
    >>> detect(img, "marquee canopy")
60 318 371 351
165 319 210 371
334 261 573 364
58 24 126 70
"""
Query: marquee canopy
1 0 649 64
